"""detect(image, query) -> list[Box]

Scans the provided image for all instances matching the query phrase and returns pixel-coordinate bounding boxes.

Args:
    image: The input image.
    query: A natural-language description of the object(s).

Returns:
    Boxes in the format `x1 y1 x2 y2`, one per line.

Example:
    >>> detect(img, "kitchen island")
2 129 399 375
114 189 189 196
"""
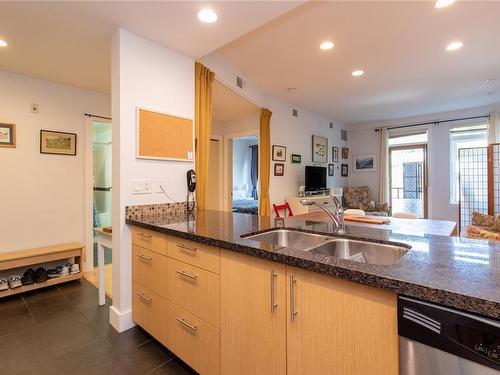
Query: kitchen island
126 209 499 375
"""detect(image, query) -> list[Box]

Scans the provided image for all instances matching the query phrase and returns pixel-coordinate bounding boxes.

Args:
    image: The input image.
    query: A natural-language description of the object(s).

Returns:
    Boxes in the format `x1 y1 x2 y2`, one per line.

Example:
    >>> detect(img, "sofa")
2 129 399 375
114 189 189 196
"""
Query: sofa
465 212 500 241
342 186 391 217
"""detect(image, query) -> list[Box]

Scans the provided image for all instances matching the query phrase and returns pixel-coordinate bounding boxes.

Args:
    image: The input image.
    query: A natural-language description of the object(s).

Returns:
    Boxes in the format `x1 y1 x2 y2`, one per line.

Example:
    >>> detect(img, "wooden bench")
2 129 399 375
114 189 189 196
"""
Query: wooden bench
0 242 83 298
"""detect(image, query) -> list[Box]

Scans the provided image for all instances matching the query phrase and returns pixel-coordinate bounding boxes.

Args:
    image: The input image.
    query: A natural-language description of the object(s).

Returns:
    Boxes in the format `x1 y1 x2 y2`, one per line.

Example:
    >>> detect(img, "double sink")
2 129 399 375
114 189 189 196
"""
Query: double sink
242 229 410 266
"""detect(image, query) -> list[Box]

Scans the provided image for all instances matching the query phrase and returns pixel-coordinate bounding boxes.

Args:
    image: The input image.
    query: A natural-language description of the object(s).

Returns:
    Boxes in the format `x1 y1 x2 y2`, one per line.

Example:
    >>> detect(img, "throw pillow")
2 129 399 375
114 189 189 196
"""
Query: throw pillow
471 212 494 227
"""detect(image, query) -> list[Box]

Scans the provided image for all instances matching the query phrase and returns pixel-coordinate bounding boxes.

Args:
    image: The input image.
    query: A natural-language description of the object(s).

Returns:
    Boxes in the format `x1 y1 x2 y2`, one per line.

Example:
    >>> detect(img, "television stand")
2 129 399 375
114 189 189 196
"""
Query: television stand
286 195 335 216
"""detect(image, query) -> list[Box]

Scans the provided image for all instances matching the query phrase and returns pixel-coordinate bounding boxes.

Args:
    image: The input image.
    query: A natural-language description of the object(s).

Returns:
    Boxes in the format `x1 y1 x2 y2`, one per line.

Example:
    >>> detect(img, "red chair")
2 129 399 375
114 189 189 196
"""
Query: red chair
273 203 294 218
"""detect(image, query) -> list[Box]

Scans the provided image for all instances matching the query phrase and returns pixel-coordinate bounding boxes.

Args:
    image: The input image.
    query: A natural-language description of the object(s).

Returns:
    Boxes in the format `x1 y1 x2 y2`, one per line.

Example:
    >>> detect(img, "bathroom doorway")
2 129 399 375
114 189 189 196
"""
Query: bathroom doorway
84 116 112 299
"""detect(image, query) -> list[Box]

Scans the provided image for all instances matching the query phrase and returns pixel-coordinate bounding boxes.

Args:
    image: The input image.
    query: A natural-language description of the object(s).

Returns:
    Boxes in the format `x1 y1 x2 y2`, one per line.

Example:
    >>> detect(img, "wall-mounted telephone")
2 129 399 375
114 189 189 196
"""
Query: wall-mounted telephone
186 169 196 212
187 169 196 193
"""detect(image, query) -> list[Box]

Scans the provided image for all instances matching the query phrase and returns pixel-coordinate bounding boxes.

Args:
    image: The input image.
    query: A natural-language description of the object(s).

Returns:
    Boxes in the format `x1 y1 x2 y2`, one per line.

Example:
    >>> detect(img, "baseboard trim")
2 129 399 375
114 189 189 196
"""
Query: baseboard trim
110 305 136 333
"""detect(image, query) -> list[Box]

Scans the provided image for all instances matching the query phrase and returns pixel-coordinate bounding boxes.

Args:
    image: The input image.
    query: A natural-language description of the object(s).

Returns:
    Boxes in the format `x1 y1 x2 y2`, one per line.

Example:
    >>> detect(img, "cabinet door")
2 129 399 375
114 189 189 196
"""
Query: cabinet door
286 266 399 375
220 250 286 375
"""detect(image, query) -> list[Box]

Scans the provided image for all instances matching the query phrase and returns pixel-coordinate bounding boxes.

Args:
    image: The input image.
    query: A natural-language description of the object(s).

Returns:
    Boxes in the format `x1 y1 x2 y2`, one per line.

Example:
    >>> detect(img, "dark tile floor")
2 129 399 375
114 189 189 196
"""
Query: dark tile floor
0 280 197 375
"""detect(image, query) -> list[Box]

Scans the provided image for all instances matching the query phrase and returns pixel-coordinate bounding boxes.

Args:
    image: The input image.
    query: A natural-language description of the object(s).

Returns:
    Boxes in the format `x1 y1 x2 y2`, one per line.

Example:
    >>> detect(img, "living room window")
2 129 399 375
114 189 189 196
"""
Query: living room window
449 124 488 204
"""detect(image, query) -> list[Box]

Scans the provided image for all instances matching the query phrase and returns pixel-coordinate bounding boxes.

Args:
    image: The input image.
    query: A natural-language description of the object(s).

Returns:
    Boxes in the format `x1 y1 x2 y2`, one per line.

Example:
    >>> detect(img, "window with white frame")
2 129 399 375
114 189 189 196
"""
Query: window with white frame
449 124 488 204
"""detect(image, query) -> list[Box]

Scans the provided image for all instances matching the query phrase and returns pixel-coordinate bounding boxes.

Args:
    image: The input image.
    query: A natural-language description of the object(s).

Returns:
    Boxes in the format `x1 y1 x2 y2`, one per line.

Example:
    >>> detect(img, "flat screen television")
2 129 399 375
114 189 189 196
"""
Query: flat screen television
305 166 327 193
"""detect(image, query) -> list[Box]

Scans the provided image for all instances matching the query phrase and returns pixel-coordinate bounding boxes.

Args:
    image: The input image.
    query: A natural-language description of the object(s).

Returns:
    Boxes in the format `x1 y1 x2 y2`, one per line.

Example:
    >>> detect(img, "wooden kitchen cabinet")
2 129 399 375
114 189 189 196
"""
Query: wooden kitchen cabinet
220 250 287 375
286 266 399 375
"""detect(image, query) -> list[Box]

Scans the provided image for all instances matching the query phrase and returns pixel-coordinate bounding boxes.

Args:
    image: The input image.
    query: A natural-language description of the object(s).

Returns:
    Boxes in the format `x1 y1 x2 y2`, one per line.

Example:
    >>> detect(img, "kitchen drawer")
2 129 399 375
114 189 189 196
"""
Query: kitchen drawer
166 257 220 328
167 236 220 274
165 300 220 375
132 281 167 345
132 245 167 298
131 227 167 255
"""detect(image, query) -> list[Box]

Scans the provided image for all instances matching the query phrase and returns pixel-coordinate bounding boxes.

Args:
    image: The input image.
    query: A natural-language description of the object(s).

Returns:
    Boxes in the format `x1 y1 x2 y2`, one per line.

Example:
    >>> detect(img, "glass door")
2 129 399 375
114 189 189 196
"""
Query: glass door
389 145 427 218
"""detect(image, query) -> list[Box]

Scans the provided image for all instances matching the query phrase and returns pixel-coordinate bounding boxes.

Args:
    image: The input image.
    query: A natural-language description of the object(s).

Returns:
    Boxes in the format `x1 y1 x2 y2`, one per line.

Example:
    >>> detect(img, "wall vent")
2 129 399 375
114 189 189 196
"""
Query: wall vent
236 76 244 89
292 109 298 117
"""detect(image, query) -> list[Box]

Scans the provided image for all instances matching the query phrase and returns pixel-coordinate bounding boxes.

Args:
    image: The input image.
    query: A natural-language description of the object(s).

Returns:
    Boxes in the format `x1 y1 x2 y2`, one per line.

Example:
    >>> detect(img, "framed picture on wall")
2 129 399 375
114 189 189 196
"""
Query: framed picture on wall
0 123 16 148
272 145 287 161
40 130 77 155
341 147 349 159
353 154 376 172
312 135 328 163
291 154 301 164
274 163 284 176
328 163 334 176
341 163 349 177
332 146 338 162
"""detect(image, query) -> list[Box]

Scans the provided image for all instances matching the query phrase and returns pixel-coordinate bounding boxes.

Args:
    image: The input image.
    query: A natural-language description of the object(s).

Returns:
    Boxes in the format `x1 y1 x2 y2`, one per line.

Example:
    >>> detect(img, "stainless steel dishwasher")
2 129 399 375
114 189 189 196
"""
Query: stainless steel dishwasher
398 296 500 375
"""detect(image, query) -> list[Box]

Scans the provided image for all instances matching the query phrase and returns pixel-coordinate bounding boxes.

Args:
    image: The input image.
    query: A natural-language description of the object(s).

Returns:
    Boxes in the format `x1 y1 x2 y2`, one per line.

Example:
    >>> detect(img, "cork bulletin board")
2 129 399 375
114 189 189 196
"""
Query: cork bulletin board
136 108 194 161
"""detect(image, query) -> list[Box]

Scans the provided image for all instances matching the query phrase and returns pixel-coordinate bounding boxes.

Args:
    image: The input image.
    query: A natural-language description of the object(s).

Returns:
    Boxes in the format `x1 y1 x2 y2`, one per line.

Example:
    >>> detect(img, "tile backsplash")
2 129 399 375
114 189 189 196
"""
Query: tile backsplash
125 202 194 220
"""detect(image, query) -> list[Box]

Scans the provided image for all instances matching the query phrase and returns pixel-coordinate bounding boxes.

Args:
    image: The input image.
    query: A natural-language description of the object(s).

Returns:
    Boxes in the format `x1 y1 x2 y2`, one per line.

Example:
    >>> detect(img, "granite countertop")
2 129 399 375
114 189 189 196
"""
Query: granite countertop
126 210 500 319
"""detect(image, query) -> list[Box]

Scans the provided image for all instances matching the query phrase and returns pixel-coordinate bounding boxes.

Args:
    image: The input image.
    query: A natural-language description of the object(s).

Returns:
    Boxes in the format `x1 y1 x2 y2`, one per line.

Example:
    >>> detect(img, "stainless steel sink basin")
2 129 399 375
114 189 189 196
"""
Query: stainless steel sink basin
308 238 409 265
242 229 329 250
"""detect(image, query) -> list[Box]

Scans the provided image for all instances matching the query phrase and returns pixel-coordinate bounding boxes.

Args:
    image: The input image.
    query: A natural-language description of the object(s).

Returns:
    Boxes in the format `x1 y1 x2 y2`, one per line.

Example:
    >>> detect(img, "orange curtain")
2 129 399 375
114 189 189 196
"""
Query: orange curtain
259 108 272 216
194 62 215 210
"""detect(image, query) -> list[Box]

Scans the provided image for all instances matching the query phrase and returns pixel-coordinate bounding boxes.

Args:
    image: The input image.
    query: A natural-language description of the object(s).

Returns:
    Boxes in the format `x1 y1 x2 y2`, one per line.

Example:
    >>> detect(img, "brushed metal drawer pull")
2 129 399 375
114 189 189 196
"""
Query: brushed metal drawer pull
137 254 152 262
176 317 197 331
176 243 197 252
176 270 198 280
137 292 152 304
270 269 278 313
290 275 297 322
138 233 153 239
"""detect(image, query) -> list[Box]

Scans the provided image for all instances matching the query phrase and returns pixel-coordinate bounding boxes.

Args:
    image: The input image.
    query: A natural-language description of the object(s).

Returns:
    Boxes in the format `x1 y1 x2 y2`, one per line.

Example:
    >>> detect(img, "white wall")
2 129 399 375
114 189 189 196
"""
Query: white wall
347 103 500 222
0 70 110 252
111 29 194 332
200 53 349 206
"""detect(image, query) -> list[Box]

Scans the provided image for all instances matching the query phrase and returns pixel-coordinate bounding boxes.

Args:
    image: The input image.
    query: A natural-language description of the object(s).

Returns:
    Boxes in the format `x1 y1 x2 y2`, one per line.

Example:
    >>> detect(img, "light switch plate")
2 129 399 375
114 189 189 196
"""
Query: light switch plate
31 103 39 114
132 179 152 194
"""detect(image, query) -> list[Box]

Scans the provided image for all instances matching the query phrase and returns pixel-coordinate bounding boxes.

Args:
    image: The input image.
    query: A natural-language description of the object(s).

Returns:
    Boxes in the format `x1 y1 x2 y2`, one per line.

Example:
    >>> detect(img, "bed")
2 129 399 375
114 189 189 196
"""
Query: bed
232 191 258 215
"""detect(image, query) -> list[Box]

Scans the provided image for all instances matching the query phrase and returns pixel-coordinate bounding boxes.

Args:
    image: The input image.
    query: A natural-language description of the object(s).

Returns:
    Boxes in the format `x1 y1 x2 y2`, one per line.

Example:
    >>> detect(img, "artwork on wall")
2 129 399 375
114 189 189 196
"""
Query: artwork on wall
312 135 328 163
137 108 193 161
40 130 77 155
341 128 348 141
353 154 377 172
341 163 349 177
291 154 301 164
328 163 334 176
272 145 287 161
0 123 16 148
274 163 284 176
341 147 349 159
332 146 339 162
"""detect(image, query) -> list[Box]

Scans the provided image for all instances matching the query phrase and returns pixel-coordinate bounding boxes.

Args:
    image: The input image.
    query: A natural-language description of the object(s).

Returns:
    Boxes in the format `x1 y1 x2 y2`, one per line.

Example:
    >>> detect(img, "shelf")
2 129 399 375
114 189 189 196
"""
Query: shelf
0 273 82 298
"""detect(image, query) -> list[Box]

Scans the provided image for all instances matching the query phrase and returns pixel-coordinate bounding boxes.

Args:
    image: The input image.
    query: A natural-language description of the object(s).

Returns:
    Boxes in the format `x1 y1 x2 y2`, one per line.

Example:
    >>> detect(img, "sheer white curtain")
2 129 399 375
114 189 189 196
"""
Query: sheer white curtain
379 128 389 203
488 112 500 144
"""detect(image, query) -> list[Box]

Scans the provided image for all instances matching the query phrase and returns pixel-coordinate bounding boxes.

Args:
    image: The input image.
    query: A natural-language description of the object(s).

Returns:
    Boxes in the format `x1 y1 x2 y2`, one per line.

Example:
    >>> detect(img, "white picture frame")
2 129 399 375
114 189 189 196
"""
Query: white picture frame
312 135 328 163
353 154 377 172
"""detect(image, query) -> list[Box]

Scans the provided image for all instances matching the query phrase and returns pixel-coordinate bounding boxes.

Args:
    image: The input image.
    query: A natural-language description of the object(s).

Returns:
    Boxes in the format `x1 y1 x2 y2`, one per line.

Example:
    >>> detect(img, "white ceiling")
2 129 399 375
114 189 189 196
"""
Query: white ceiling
212 79 260 124
211 1 500 125
0 1 301 93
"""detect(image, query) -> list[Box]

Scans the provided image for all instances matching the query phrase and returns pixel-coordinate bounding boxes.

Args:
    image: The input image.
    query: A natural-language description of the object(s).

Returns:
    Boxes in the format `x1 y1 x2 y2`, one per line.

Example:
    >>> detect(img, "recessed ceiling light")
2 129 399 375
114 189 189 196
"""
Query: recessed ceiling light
198 9 218 23
352 70 364 77
434 0 455 8
287 88 297 93
446 41 463 51
0 39 7 47
485 78 496 84
320 41 334 50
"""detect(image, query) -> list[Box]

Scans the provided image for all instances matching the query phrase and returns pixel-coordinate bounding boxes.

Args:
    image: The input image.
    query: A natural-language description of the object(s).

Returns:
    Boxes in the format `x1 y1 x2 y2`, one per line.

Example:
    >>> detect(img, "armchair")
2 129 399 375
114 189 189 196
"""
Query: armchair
342 186 391 217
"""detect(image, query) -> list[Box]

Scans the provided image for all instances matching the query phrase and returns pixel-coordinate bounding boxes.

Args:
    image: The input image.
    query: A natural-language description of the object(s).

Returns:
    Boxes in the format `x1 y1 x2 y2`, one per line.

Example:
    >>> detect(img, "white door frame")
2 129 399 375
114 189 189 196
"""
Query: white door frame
210 134 224 211
84 116 112 273
223 130 259 212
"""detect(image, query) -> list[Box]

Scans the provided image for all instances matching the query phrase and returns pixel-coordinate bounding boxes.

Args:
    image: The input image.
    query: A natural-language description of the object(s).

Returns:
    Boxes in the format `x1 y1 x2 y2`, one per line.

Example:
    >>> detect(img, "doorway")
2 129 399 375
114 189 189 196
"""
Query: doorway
210 78 261 213
84 118 112 299
389 145 428 218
